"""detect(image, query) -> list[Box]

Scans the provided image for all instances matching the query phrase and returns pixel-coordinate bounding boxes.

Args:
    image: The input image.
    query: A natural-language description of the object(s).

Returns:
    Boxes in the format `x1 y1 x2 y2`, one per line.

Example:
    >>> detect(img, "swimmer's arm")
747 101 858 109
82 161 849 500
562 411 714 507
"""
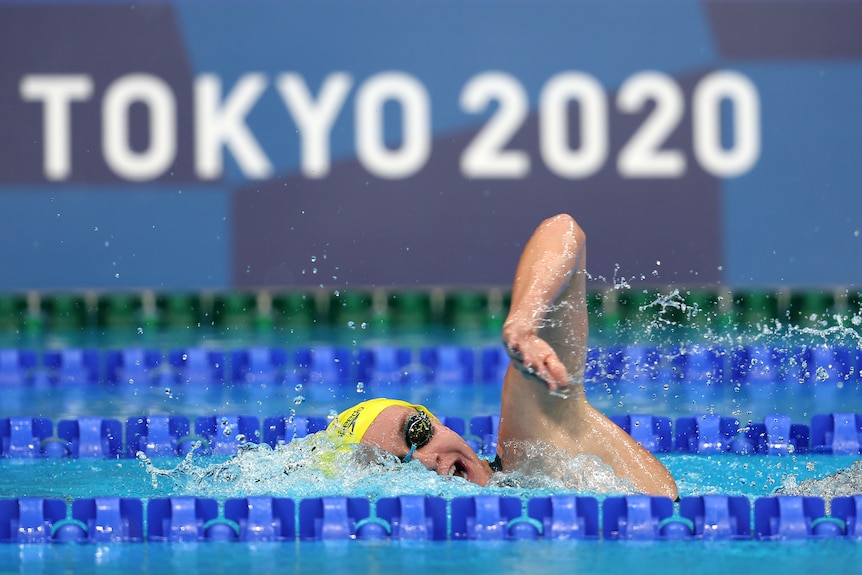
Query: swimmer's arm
498 214 678 499
502 213 586 392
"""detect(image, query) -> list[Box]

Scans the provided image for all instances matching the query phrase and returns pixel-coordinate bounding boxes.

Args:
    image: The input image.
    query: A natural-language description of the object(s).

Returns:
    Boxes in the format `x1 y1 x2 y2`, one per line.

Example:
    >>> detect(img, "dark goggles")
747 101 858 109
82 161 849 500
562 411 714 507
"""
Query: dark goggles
402 410 434 463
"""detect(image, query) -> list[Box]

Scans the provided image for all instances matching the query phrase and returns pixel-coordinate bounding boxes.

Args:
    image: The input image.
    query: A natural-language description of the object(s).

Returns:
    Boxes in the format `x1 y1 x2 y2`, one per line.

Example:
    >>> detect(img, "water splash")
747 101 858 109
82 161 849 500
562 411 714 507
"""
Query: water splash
136 435 635 501
778 460 862 513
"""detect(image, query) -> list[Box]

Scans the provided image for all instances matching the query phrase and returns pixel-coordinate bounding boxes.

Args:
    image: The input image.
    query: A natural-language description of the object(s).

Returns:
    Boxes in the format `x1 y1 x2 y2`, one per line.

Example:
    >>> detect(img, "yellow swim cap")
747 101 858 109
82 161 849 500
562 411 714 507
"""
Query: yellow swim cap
327 398 437 444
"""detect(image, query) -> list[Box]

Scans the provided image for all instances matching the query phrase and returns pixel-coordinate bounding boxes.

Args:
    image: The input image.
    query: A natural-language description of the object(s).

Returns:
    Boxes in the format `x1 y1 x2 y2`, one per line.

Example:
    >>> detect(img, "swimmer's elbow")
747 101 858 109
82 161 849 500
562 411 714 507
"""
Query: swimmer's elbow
649 475 679 501
543 213 586 247
664 480 680 502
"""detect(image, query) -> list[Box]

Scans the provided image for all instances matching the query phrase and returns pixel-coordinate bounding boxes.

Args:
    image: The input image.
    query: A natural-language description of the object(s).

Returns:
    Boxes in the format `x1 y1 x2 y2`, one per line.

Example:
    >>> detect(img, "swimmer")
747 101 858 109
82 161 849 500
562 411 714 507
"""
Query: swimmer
328 214 678 499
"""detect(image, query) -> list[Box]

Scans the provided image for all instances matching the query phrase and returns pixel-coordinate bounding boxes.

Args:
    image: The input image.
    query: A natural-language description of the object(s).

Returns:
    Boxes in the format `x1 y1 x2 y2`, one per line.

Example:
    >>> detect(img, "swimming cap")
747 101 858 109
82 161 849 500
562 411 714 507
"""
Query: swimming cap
327 398 437 444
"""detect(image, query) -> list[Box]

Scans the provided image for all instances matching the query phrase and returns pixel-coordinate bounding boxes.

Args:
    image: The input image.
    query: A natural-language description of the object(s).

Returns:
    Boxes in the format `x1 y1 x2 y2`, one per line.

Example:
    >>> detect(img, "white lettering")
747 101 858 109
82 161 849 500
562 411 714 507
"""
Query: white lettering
19 74 94 181
539 72 607 179
195 73 272 180
102 74 176 181
616 71 686 178
355 72 430 179
693 70 761 178
276 72 352 178
460 72 530 179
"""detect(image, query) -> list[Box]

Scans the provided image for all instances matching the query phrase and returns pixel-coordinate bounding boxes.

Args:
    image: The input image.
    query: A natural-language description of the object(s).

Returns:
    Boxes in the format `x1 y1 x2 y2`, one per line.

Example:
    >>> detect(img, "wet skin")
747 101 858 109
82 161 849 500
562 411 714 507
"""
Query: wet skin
361 405 493 486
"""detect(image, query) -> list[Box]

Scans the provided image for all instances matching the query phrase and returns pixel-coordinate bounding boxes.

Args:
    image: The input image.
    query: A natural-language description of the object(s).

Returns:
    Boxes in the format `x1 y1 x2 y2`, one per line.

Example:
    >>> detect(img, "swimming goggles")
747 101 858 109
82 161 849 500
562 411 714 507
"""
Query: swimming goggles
402 409 434 463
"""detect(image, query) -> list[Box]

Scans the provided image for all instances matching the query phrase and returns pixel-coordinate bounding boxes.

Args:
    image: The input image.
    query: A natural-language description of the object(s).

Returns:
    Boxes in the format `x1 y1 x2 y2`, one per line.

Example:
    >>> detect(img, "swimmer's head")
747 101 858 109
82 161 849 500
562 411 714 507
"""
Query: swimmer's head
327 397 493 486
328 398 437 446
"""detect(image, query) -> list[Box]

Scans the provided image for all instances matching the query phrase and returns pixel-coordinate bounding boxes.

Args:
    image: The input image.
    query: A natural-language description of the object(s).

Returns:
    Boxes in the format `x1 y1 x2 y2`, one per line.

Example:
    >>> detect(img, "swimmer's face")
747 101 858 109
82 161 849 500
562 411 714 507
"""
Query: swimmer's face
360 405 493 486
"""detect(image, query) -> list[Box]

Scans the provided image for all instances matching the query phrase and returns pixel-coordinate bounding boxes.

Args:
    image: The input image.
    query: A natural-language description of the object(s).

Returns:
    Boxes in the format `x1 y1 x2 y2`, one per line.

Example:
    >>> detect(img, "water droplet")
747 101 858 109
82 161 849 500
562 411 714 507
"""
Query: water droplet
311 255 317 262
815 366 829 382
136 327 144 335
294 383 303 392
293 395 305 405
347 321 355 329
356 382 365 393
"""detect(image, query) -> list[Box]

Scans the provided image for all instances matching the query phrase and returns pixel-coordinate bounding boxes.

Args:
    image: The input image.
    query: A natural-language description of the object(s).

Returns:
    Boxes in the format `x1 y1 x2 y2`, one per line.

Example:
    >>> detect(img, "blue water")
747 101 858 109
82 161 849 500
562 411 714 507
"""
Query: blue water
2 303 862 574
7 538 862 575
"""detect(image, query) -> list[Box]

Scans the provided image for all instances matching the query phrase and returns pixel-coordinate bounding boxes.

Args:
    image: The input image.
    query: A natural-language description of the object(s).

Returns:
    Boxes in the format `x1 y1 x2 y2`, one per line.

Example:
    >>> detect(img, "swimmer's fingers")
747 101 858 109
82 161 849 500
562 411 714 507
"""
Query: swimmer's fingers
509 344 569 393
505 343 523 363
503 327 570 393
535 353 569 393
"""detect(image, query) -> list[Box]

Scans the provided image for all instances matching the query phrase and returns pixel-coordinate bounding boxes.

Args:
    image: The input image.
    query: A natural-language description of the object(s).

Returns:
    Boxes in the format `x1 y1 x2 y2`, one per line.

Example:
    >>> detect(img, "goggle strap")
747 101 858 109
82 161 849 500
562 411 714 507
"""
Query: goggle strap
403 444 417 463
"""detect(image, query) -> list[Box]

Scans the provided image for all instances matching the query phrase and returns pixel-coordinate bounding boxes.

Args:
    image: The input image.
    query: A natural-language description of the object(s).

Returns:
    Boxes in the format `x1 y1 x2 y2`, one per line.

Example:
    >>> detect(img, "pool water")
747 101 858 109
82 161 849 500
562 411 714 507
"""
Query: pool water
2 290 862 574
7 537 862 575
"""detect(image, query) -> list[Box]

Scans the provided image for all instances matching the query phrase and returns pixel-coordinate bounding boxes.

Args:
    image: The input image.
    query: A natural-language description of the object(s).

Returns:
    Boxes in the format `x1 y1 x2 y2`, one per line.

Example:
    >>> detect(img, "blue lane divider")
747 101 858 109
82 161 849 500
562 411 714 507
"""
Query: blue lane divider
745 414 810 455
754 496 846 539
298 497 373 541
616 345 664 401
831 495 862 537
2 494 861 543
0 498 67 543
147 497 220 542
70 497 144 543
223 496 295 541
674 346 725 388
376 495 448 540
481 346 509 384
356 346 413 385
450 495 523 540
420 346 475 384
0 417 53 458
610 414 672 453
0 349 37 386
469 415 499 458
0 344 860 388
526 495 599 540
602 495 678 540
811 413 862 455
803 345 858 385
168 348 226 385
729 345 790 386
231 347 288 385
125 415 193 458
3 412 860 459
262 415 328 447
42 349 101 386
293 346 352 386
679 495 750 540
674 414 744 454
57 417 123 458
104 348 163 385
195 415 260 455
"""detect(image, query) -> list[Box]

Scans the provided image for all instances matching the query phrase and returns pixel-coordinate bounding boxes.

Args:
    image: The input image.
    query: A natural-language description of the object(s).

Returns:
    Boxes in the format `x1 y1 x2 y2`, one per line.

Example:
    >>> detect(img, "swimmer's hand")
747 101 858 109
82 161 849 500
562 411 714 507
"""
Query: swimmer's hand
502 321 569 394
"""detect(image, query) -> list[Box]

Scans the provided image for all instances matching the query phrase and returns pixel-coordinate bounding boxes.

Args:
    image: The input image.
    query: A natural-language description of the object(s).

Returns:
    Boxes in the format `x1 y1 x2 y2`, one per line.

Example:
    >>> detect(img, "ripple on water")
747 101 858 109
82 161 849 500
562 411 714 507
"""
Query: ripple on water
136 434 637 501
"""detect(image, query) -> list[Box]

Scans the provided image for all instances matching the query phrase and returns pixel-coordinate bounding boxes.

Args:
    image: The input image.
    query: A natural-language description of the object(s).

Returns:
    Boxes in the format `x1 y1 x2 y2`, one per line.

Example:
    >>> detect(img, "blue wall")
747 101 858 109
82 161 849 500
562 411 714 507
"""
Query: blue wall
1 0 860 291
